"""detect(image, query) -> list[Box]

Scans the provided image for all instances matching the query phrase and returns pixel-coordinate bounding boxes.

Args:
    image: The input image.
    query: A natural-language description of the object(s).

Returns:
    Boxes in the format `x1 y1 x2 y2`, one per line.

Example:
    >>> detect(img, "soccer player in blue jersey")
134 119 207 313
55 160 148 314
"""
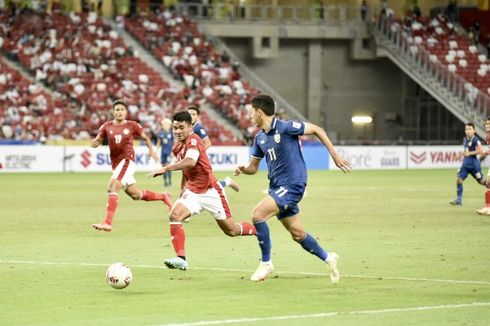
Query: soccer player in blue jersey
450 122 486 205
187 106 240 192
156 118 174 187
234 94 351 283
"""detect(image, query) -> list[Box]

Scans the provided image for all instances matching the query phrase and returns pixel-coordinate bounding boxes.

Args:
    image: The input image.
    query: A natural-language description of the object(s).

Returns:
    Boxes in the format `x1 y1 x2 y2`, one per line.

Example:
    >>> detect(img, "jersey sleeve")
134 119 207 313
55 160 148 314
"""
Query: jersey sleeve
283 120 305 136
194 124 208 139
132 122 143 138
250 135 264 159
97 122 108 139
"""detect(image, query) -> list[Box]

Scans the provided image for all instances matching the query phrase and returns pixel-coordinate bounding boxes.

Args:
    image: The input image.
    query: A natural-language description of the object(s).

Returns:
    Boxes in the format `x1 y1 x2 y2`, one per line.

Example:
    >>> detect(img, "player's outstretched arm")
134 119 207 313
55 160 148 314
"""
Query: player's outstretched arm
202 136 212 150
303 122 351 173
148 158 197 178
234 157 261 176
141 132 159 163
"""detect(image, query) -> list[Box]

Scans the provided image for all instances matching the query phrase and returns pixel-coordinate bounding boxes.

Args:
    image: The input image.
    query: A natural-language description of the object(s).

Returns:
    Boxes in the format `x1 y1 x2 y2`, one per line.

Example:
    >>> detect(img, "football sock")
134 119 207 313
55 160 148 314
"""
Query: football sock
299 233 328 261
140 190 166 201
485 188 490 207
237 222 257 236
164 172 171 186
104 193 118 225
170 222 186 257
457 184 463 201
219 180 226 188
254 221 271 262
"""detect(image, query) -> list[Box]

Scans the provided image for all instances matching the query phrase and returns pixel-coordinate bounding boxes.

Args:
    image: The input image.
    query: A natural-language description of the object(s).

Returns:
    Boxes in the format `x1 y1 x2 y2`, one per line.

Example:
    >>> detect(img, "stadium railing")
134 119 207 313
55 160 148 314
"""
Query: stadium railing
175 3 364 24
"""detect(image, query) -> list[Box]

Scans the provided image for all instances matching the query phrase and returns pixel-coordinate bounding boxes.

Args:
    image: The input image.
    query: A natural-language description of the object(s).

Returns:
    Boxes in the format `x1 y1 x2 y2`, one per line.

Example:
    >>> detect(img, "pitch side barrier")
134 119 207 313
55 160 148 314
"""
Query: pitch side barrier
0 145 485 173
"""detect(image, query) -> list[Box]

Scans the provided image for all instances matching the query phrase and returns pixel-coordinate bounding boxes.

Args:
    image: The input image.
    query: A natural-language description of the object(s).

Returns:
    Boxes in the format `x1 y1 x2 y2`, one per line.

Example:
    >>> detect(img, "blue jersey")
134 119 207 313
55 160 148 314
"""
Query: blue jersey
193 122 208 140
157 130 174 156
251 118 307 188
462 136 481 167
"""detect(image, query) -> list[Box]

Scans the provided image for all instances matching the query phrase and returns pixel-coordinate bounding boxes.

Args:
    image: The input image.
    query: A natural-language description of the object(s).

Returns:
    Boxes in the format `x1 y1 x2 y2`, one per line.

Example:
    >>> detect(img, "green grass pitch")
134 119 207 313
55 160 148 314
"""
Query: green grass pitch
1 170 489 325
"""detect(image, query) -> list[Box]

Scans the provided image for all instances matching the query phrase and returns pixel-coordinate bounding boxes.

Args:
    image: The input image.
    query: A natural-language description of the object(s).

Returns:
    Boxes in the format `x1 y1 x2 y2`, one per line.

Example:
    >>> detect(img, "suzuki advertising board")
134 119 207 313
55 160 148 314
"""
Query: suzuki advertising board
63 146 250 172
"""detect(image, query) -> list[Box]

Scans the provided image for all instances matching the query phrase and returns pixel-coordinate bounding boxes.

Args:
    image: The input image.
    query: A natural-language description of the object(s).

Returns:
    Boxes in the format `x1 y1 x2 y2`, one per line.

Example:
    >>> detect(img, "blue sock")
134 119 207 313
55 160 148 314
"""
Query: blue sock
457 184 463 201
299 233 328 261
219 180 226 188
254 221 271 262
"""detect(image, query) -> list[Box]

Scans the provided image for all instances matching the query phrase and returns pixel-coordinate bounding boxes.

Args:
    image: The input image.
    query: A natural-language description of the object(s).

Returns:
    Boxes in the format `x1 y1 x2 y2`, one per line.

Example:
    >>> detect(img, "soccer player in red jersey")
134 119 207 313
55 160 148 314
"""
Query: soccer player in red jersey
147 110 256 270
91 99 173 232
187 106 240 192
477 117 490 215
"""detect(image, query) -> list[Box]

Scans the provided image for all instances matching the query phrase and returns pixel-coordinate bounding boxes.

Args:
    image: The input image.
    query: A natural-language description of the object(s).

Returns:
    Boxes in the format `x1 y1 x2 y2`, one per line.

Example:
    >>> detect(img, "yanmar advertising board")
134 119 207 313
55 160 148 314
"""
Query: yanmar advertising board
407 146 462 169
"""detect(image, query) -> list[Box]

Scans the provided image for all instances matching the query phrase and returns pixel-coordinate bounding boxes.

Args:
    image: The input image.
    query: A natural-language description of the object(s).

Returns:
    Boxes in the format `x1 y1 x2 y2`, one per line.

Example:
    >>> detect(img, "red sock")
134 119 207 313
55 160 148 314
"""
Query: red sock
170 223 186 256
237 222 257 236
104 193 118 225
485 189 490 207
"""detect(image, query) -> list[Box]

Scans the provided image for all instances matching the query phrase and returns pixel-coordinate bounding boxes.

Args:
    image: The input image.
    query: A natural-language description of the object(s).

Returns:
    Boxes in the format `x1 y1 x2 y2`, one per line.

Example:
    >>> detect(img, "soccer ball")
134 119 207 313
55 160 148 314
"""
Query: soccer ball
105 263 132 289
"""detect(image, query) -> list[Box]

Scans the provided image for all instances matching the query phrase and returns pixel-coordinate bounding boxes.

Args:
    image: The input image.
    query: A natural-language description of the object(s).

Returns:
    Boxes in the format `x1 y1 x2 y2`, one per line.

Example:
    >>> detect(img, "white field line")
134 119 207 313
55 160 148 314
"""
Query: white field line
157 302 490 326
1 259 490 286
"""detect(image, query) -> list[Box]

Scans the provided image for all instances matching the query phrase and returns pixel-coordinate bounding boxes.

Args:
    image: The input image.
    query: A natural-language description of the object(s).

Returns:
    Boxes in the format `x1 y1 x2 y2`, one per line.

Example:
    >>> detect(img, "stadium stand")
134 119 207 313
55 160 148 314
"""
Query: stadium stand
123 7 258 136
0 9 245 144
377 9 490 120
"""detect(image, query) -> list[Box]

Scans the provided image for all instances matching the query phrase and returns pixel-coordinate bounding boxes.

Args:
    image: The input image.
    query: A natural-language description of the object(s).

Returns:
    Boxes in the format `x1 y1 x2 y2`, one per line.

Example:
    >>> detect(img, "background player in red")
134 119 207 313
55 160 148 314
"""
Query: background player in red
91 99 172 232
148 110 256 270
477 117 490 215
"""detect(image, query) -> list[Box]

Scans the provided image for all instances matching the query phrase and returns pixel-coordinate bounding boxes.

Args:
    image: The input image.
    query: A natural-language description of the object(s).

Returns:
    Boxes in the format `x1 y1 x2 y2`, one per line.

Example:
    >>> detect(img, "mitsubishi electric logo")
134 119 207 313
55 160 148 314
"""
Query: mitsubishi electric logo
410 151 427 164
81 150 92 168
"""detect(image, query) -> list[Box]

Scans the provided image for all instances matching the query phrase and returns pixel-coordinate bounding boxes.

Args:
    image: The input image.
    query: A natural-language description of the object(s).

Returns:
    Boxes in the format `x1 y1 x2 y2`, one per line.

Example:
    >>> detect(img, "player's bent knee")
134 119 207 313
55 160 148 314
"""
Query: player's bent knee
251 211 267 223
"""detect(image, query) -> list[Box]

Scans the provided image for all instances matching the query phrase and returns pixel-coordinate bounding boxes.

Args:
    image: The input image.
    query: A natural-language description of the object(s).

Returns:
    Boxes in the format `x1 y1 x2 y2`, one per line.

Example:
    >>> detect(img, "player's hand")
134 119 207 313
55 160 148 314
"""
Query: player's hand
332 154 351 173
147 167 166 178
234 166 245 176
90 139 100 148
149 151 159 163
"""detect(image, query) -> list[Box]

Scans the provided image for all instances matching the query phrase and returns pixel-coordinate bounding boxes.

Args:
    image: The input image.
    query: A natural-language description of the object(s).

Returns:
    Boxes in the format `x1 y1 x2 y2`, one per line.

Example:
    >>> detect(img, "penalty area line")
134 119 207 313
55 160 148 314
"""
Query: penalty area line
1 259 490 286
157 302 490 326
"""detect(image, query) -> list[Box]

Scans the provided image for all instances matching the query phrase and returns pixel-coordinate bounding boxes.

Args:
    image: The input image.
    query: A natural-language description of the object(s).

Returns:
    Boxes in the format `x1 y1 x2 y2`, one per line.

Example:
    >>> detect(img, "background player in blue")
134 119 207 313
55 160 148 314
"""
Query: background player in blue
450 122 486 205
187 106 240 192
156 118 174 187
234 94 351 283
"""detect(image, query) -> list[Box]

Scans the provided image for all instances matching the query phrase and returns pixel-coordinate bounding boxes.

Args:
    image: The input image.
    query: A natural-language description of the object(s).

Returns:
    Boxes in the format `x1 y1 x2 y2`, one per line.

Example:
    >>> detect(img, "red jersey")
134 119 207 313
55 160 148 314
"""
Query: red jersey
97 120 143 169
173 133 217 194
487 134 490 146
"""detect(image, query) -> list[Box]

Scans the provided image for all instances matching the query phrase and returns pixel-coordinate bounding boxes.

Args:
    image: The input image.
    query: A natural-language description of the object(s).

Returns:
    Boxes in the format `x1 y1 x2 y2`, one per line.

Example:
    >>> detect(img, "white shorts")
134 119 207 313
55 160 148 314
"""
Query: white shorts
176 183 232 220
487 168 490 178
112 159 136 186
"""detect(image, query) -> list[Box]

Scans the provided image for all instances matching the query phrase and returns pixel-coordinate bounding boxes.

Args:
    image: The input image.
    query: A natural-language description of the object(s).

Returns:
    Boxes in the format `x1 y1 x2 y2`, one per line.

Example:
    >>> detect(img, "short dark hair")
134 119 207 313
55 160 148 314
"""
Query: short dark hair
251 95 275 116
486 117 490 122
173 111 192 125
187 106 200 115
113 99 128 109
466 122 475 129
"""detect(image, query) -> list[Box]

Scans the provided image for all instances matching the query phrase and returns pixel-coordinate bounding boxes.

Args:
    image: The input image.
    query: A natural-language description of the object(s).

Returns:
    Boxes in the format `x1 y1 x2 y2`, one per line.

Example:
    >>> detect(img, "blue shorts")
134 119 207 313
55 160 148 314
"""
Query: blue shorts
457 165 483 182
269 183 306 219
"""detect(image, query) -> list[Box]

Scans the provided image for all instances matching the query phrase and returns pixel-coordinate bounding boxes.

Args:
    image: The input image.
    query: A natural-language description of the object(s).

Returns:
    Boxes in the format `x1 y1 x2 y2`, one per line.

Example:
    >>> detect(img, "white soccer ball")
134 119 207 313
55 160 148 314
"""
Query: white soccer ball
105 263 132 289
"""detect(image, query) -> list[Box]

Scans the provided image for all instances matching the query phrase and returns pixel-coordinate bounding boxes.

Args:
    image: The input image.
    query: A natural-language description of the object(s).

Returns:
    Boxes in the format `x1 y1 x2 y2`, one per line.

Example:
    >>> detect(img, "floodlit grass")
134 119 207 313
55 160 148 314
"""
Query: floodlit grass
1 170 489 325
